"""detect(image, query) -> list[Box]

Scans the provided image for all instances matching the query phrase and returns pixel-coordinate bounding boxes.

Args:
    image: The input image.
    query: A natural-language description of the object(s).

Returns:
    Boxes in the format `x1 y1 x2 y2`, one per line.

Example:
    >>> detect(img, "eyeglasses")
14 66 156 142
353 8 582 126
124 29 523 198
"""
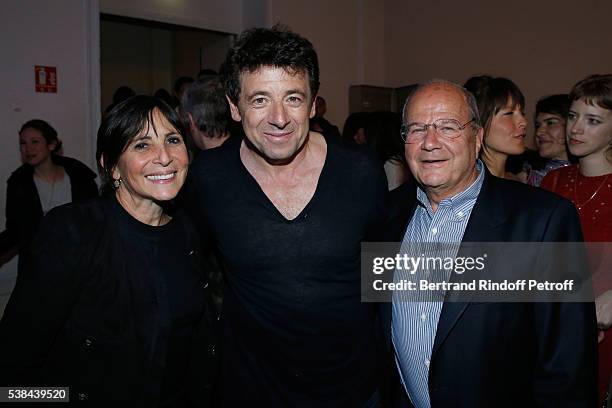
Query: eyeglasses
400 118 475 144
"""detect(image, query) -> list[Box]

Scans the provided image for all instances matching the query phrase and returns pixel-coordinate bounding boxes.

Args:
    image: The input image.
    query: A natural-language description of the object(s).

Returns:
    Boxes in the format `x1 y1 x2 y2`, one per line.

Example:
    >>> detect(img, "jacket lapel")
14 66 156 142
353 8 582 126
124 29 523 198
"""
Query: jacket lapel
431 171 508 357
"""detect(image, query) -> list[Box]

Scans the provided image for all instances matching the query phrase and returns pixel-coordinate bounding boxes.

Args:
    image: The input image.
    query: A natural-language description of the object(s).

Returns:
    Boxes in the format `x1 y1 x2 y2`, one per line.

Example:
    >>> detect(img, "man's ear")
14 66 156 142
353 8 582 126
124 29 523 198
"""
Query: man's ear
187 113 198 132
309 94 318 119
227 95 242 122
475 127 484 156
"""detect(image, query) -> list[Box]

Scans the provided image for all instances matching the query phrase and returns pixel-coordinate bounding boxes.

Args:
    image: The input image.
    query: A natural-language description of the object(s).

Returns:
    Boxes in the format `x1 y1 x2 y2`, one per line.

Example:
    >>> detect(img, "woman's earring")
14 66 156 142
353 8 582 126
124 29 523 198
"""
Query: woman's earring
113 178 122 189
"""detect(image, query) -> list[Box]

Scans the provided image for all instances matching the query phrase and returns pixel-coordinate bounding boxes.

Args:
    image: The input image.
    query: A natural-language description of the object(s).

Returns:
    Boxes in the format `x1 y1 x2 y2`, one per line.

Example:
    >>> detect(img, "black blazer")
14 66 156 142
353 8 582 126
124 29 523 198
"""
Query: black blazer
0 198 216 407
0 155 98 264
382 170 598 408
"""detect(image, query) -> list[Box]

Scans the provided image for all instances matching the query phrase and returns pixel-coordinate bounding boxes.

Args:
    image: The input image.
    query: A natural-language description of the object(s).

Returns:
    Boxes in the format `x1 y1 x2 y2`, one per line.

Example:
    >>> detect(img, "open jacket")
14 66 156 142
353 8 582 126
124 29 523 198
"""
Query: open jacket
0 197 217 407
381 170 597 408
0 155 98 264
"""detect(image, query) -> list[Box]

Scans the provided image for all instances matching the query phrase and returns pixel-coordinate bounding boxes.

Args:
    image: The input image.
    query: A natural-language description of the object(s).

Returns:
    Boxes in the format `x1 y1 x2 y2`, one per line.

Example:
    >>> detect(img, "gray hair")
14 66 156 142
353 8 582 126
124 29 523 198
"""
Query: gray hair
401 79 481 129
181 77 231 139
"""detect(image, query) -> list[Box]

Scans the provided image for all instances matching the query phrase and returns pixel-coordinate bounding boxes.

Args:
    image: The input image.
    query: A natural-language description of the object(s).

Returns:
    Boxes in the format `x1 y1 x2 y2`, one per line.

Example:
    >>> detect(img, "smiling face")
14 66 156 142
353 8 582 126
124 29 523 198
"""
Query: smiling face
113 108 189 207
535 112 568 160
404 84 483 202
227 66 316 164
485 98 527 156
566 98 612 160
19 127 56 167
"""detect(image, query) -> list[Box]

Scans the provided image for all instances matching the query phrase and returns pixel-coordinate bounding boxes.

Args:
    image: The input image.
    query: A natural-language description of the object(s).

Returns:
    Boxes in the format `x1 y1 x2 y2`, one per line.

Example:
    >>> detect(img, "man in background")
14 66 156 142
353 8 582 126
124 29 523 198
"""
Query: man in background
181 77 232 151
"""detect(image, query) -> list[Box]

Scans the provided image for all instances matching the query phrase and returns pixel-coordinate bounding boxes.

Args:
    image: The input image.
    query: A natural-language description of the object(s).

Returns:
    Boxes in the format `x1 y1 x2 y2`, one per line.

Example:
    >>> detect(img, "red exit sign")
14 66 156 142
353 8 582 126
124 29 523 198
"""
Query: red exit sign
35 66 57 93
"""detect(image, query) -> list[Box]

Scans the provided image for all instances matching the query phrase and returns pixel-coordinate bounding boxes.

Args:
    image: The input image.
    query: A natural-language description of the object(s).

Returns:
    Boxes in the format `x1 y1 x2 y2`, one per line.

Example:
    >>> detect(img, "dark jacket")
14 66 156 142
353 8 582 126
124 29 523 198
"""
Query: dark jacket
382 171 598 407
0 155 98 263
0 197 217 407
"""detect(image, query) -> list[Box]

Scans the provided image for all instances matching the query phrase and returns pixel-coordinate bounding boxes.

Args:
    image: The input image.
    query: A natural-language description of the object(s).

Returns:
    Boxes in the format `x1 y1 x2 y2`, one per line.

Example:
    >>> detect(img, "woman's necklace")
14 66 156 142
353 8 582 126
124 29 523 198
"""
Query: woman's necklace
573 170 610 211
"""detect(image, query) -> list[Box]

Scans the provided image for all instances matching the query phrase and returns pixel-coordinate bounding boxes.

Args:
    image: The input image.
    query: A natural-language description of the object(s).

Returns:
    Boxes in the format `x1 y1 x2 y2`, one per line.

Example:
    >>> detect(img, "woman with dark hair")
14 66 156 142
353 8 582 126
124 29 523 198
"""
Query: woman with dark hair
364 110 411 190
342 111 369 145
154 88 174 107
0 96 215 407
524 94 573 186
0 119 97 269
103 86 136 117
464 75 528 178
541 74 612 406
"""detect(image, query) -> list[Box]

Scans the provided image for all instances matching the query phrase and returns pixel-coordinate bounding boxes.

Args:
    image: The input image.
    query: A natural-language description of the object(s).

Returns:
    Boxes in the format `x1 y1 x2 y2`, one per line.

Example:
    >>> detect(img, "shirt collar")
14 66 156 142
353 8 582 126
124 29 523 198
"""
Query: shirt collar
416 160 484 219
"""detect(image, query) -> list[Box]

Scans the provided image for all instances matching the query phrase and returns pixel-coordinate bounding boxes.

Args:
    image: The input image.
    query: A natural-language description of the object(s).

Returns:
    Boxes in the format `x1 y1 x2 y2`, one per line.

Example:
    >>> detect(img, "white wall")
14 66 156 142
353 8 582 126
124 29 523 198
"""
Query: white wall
174 29 233 77
0 0 100 312
0 0 270 313
242 0 271 30
269 0 385 130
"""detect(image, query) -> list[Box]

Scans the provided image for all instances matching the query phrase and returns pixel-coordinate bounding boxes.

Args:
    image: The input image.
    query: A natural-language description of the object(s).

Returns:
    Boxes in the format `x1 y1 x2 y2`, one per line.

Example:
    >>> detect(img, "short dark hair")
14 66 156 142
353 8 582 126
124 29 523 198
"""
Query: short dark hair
19 119 62 154
96 95 185 196
569 74 612 110
173 76 194 98
342 112 369 144
154 88 174 107
364 111 404 164
181 77 231 139
464 75 525 133
197 68 218 79
221 24 320 105
535 94 570 119
112 86 136 105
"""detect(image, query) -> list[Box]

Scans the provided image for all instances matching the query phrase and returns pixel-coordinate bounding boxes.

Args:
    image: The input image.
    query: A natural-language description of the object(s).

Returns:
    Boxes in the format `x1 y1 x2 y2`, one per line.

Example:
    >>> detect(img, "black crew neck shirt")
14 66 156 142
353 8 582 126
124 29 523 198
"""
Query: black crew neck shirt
111 198 205 407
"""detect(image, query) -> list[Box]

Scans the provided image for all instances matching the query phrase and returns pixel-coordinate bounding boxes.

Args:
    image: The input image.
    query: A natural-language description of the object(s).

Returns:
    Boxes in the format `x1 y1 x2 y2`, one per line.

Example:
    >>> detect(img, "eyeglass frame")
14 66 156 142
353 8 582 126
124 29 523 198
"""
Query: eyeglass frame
400 118 476 144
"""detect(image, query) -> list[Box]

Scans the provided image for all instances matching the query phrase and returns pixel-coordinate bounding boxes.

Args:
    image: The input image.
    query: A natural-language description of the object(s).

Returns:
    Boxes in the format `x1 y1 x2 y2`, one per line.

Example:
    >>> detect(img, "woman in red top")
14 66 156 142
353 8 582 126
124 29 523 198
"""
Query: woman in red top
541 74 612 406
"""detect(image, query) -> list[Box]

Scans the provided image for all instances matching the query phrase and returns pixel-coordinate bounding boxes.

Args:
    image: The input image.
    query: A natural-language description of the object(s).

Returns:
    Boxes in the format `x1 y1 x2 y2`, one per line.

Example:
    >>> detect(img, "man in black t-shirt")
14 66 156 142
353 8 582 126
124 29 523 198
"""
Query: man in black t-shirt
184 25 387 407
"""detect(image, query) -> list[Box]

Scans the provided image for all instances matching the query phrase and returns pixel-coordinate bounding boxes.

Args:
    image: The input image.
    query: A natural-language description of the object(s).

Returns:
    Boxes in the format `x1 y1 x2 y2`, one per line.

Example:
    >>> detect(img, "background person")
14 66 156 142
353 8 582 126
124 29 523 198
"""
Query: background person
541 74 612 406
364 110 411 190
154 88 174 107
103 85 136 118
0 119 97 269
524 94 572 186
310 96 341 142
181 77 233 152
464 75 528 179
342 111 369 145
0 96 216 407
173 76 194 109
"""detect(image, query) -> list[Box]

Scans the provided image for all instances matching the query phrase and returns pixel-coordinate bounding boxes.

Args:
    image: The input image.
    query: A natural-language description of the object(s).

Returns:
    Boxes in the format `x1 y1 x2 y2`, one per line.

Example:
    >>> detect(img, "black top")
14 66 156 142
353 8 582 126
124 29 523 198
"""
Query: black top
111 199 205 407
0 196 213 407
184 136 387 407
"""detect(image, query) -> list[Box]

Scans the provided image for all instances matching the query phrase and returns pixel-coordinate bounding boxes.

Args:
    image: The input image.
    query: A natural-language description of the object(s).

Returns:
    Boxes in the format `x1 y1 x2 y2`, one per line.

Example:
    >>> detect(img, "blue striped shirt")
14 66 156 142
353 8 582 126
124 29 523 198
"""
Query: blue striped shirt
391 160 484 408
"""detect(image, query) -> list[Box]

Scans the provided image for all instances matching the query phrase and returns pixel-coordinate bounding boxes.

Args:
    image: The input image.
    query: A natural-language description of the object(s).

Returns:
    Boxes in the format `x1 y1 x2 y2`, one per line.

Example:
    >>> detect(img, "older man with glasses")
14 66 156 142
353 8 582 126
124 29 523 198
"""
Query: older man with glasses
381 79 596 407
